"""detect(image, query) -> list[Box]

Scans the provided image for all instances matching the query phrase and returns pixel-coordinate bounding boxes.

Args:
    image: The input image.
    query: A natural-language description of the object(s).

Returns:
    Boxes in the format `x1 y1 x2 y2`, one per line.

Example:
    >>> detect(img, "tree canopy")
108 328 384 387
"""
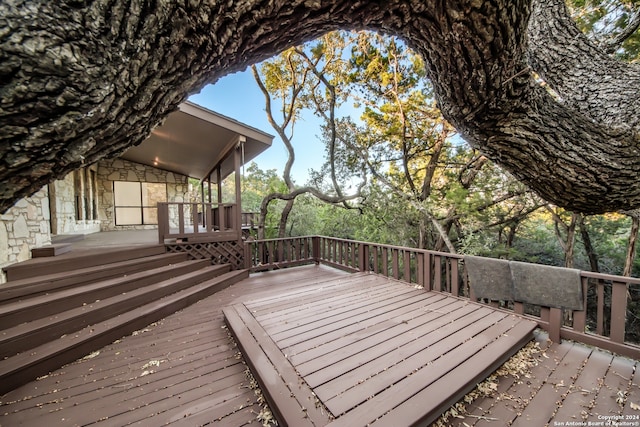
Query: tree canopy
1 0 639 214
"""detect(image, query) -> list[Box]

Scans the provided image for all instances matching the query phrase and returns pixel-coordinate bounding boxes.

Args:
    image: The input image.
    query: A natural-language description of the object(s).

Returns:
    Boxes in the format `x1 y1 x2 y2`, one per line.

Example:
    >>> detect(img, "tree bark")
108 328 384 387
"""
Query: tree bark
624 215 639 277
2 0 639 214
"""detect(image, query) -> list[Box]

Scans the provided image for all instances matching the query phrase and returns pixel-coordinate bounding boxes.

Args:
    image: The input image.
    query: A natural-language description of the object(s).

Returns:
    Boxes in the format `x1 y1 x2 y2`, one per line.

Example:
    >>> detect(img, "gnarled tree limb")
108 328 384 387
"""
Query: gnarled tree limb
1 0 639 214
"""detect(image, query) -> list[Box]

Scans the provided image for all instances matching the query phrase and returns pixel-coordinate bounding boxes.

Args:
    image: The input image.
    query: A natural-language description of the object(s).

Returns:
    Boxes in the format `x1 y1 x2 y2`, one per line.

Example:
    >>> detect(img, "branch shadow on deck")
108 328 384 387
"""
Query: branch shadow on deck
224 272 538 427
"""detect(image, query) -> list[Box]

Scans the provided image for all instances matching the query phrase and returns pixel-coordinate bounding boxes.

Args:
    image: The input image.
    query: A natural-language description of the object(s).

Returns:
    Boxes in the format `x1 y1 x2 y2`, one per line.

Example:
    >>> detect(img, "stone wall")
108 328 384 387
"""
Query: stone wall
97 158 190 230
0 187 51 284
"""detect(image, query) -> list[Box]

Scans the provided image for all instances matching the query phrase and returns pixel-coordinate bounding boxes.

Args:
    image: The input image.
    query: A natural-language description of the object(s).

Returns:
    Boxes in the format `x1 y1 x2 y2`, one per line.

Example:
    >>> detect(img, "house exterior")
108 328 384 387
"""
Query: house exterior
0 102 273 283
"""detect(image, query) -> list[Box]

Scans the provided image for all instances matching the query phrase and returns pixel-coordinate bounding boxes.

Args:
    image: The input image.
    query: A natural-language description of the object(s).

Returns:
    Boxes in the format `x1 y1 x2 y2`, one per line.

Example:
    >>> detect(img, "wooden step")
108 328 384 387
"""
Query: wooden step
31 243 73 257
51 234 85 244
0 264 232 359
0 252 189 304
0 269 249 395
2 244 166 281
0 259 210 329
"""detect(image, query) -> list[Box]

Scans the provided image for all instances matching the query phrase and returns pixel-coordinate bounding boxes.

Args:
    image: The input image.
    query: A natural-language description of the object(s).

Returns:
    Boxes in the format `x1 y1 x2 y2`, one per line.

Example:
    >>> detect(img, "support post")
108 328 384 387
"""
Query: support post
234 137 245 243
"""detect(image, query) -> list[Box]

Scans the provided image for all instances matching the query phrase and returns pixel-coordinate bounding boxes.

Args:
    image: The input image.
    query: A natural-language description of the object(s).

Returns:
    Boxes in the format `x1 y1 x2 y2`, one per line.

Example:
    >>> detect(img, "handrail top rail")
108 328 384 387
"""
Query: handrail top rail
580 270 640 284
158 201 237 207
247 235 639 282
248 235 465 258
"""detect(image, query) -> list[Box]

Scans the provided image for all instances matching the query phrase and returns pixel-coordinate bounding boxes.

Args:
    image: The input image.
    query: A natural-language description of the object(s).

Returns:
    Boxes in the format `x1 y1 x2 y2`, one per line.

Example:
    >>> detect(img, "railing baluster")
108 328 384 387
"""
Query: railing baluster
425 253 432 291
572 277 589 333
451 258 459 297
192 203 199 234
434 255 442 291
178 203 185 234
380 247 387 277
392 249 399 280
404 251 411 283
596 279 605 336
417 252 425 288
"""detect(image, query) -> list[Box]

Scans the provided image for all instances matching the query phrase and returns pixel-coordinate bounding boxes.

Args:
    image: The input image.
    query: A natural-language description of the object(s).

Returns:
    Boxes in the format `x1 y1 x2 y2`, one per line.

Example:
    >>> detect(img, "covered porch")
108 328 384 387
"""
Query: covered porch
116 101 272 245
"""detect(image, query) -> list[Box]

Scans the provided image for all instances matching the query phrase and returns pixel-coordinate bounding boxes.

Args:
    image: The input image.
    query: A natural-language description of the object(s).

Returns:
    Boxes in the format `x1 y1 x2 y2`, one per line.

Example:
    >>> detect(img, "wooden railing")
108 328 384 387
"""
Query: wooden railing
241 212 258 229
157 202 240 243
245 236 640 359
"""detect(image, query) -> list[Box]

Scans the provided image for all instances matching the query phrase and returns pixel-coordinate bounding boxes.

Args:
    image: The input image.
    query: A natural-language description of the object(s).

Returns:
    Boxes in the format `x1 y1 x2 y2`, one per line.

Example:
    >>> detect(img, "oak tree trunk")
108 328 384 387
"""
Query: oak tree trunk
2 0 639 214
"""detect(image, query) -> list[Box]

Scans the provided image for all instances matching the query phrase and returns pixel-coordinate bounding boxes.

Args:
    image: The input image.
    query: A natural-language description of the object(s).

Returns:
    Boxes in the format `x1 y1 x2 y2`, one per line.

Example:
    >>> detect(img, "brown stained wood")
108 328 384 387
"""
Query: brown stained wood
264 284 421 343
0 259 211 329
327 316 536 426
0 270 246 395
2 245 167 281
31 243 72 257
0 252 189 303
287 293 452 365
6 344 241 417
224 304 326 427
249 275 394 322
227 273 538 427
254 280 411 328
319 310 509 414
0 264 345 427
372 320 537 427
472 338 575 427
509 344 593 427
552 349 614 422
304 303 493 387
0 265 231 359
2 264 635 427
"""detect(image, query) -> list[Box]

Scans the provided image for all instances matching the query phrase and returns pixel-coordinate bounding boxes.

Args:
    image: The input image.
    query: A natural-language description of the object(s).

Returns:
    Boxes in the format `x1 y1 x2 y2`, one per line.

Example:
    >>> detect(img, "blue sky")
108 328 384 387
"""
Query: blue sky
189 70 327 184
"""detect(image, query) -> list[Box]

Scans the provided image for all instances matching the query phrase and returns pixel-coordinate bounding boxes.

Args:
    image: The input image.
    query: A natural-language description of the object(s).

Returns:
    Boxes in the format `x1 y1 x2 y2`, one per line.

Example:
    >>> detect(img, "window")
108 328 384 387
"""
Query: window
113 181 166 225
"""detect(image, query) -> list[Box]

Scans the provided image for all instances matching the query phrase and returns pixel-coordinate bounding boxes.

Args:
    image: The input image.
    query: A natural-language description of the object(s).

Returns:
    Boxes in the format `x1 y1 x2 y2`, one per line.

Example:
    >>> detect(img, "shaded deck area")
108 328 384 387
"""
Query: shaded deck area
1 265 638 426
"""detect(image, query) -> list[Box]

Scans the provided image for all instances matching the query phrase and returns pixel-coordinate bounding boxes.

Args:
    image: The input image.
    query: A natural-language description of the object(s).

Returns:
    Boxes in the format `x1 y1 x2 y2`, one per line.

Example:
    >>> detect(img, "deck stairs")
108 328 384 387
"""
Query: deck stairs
0 244 248 395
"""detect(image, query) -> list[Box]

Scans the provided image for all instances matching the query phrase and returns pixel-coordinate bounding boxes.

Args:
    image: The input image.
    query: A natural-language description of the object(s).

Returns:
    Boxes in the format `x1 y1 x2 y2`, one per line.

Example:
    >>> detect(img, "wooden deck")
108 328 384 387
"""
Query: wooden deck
224 273 537 426
1 265 638 426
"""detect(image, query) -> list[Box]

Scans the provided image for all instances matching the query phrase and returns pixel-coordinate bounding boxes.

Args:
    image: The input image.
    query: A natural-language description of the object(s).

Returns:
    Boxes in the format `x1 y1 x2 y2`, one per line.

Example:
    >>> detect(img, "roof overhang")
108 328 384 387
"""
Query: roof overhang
120 101 273 183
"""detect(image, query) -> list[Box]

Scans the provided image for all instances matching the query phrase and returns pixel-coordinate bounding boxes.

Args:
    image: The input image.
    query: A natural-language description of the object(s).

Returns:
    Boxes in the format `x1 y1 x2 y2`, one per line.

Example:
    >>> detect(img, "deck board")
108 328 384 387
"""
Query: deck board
2 264 637 427
226 272 538 426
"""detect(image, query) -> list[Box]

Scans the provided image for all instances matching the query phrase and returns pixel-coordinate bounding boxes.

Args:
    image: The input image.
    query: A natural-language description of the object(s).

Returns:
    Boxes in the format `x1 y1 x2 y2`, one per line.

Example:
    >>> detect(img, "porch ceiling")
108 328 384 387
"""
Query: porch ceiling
120 101 273 182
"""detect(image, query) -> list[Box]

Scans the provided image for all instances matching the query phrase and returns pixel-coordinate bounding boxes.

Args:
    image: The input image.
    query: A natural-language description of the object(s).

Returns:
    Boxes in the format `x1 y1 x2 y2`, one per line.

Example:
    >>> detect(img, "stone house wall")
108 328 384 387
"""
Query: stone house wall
0 188 51 284
97 158 191 231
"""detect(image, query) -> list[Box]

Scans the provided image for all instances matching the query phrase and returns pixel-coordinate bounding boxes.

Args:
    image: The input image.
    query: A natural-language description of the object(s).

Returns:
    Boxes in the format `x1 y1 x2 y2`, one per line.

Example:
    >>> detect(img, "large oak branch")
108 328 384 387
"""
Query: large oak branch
1 0 638 214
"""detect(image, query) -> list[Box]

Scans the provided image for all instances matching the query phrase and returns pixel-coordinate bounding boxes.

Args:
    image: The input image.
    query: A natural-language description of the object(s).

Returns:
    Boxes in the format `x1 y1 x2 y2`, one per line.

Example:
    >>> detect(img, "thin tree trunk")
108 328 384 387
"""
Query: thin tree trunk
623 216 639 277
578 216 600 273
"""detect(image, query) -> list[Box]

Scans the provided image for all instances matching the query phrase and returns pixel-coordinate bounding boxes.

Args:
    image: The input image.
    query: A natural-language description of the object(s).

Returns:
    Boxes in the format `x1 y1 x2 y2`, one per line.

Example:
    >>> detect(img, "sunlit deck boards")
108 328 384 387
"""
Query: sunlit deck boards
224 273 538 426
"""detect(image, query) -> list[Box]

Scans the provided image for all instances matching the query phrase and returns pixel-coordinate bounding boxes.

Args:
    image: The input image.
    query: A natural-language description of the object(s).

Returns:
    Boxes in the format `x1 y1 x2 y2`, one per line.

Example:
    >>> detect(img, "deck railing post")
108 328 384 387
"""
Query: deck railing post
157 202 169 244
192 203 200 235
549 307 563 343
244 241 252 270
610 281 628 343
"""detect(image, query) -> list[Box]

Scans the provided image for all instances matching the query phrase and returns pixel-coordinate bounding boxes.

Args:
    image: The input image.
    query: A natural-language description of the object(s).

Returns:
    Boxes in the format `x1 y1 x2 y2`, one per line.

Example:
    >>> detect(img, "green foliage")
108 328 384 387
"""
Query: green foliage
567 0 640 61
247 28 639 276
